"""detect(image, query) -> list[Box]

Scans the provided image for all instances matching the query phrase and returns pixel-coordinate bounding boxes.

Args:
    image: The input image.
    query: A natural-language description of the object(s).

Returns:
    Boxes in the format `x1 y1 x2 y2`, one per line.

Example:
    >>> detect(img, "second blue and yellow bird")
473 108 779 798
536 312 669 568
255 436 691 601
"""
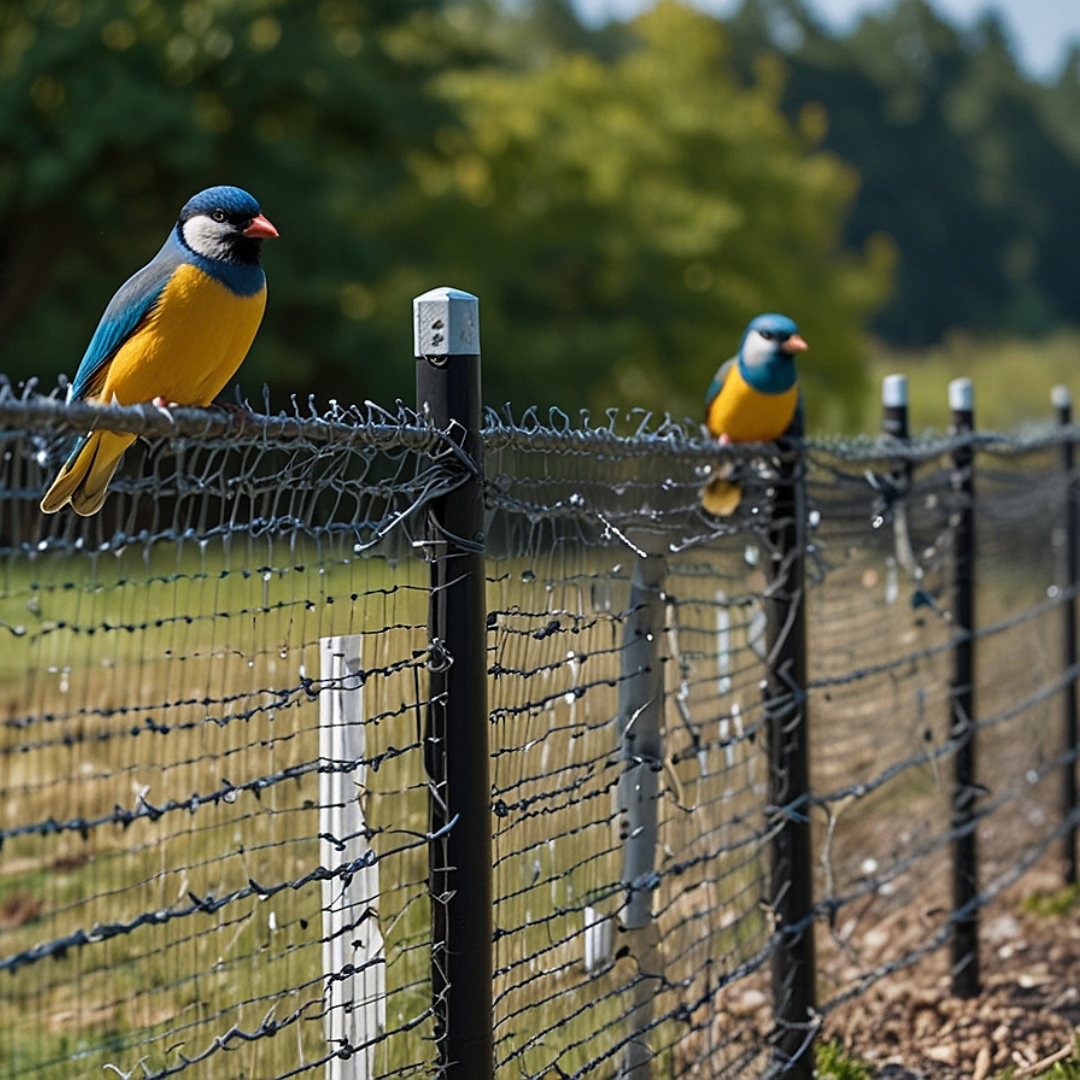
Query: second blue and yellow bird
40 185 278 516
702 313 809 515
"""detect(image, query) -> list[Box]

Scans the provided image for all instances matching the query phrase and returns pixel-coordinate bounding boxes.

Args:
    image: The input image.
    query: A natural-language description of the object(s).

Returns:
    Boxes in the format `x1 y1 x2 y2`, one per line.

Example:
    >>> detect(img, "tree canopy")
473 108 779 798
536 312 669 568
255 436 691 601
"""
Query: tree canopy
0 0 461 402
4 0 1074 429
412 2 891 424
726 0 1080 346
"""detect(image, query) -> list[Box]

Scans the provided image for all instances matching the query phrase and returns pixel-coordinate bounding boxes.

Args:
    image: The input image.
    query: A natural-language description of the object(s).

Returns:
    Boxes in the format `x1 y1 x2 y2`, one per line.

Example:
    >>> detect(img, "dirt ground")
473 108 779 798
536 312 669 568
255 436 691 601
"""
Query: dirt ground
708 867 1080 1079
825 897 1080 1078
820 886 1080 1078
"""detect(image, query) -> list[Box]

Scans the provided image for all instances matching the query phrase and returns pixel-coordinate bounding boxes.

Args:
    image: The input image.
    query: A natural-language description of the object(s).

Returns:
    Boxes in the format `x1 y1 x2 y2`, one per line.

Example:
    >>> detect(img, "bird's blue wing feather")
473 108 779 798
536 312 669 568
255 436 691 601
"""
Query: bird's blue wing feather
704 357 736 414
68 240 182 402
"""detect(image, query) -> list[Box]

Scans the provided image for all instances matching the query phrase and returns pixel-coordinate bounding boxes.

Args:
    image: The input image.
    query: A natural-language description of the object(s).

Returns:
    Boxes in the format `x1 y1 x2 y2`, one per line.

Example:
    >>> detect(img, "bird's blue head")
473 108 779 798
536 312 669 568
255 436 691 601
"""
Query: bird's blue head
182 185 261 219
737 313 808 393
177 185 278 267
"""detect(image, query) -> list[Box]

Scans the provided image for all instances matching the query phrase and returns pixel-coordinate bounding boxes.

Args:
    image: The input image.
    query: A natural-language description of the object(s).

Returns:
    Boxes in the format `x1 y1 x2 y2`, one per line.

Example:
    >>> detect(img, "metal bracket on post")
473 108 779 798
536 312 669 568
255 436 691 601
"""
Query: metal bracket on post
415 287 492 1080
617 552 667 1080
948 377 979 999
764 447 816 1079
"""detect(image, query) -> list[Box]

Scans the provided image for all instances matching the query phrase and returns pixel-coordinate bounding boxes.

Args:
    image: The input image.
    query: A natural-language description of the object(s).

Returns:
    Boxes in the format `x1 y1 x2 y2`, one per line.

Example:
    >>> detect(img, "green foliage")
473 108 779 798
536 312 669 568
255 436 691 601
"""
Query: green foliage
0 0 463 405
7 0 1080 427
815 1038 874 1080
0 0 887 427
864 329 1080 433
1025 1040 1080 1080
415 1 890 425
1040 1058 1080 1080
726 0 1080 346
1023 880 1080 918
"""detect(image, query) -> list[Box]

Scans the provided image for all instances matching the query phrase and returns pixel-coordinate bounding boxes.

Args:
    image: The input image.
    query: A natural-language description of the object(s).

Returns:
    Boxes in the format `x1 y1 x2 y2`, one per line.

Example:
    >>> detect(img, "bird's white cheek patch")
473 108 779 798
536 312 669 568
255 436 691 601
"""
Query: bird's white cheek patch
182 216 233 261
741 333 772 368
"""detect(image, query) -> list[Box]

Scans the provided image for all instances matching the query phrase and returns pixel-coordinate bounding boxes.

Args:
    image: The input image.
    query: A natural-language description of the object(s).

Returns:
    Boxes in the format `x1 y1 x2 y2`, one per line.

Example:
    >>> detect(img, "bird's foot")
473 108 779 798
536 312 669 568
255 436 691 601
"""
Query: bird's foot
718 433 731 445
151 396 179 421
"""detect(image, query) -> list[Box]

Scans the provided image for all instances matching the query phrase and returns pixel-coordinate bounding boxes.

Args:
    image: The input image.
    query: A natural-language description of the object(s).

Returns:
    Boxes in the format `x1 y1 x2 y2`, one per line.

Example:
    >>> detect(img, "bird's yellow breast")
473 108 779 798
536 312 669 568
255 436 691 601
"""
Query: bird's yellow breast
707 364 798 443
97 263 266 407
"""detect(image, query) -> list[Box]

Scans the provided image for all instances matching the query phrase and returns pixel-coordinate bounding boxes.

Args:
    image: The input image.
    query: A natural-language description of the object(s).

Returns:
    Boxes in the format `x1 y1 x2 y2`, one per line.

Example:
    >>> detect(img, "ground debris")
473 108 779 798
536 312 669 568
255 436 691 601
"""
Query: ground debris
821 889 1080 1079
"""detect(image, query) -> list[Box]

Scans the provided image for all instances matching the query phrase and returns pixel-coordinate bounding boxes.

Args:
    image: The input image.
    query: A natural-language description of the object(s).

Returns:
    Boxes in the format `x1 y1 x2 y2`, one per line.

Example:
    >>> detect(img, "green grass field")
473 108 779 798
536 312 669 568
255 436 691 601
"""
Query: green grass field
3 348 1075 1078
0 538 773 1080
0 545 438 1079
861 330 1080 434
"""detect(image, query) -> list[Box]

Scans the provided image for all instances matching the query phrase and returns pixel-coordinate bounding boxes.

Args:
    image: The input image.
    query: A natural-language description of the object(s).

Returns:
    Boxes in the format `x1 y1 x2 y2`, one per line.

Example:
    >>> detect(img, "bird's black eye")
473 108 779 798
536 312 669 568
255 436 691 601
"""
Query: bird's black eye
759 330 775 341
211 209 227 223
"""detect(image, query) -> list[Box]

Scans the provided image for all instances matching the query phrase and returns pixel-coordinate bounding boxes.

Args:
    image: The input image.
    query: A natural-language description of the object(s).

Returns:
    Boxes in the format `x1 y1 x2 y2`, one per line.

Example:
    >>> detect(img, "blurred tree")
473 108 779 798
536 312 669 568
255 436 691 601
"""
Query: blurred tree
0 0 475 405
0 0 887 427
1042 45 1080 163
412 1 891 426
725 0 1080 346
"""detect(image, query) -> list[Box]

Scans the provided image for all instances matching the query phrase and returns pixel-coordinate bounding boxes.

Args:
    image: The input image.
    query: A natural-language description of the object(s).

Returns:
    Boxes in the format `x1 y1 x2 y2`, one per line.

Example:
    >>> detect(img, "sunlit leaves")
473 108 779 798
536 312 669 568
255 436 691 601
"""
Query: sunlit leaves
0 0 890 431
417 1 889 426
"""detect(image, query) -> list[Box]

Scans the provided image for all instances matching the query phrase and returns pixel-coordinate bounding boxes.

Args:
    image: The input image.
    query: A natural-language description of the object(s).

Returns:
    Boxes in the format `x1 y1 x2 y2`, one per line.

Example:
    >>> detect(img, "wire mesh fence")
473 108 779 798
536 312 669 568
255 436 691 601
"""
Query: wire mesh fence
809 427 1078 1010
2 298 1080 1080
0 394 446 1080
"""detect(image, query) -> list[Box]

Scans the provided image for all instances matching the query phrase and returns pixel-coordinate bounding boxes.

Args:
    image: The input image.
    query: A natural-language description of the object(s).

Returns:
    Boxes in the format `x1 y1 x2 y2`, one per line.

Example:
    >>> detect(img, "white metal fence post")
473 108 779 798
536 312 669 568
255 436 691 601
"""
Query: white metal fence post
320 635 386 1079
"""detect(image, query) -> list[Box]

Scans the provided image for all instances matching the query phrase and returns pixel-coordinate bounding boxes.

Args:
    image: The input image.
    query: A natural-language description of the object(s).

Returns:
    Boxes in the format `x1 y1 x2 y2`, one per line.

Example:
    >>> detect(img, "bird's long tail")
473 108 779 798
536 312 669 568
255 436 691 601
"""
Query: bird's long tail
40 430 136 516
701 462 742 516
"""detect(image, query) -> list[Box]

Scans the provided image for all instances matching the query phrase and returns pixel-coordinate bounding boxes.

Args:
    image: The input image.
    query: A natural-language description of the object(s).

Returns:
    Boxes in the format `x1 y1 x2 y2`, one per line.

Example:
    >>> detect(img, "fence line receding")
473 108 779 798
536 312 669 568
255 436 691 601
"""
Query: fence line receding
1 293 1079 1080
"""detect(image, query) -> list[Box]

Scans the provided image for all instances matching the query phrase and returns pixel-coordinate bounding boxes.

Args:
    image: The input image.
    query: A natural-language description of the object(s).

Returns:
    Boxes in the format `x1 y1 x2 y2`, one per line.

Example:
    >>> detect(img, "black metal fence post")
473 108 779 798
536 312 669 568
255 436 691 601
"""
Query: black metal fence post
764 448 816 1077
948 377 979 999
882 374 909 443
415 287 493 1079
881 375 921 584
617 552 667 1080
1054 385 1079 886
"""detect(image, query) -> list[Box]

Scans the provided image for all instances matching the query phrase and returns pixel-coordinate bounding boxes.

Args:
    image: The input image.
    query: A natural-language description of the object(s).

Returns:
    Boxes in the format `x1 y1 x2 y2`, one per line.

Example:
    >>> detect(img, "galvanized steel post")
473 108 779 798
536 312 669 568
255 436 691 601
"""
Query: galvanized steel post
415 287 493 1079
617 552 667 1080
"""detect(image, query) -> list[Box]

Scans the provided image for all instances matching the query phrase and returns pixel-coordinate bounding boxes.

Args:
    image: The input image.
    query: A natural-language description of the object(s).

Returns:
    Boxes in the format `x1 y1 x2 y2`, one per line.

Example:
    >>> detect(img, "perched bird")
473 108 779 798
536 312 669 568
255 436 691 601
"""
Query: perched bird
40 185 278 516
701 313 808 515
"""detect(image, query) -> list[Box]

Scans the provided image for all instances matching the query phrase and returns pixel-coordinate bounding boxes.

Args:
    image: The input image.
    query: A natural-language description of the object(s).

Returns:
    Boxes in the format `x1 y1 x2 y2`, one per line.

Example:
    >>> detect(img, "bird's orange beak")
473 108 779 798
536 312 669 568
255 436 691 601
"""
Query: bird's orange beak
243 214 279 239
782 334 809 354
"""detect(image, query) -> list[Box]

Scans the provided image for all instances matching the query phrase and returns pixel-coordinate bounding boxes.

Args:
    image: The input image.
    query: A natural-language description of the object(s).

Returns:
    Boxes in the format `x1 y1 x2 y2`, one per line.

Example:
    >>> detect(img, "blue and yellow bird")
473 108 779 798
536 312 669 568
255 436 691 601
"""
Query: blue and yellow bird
40 185 278 516
702 313 809 515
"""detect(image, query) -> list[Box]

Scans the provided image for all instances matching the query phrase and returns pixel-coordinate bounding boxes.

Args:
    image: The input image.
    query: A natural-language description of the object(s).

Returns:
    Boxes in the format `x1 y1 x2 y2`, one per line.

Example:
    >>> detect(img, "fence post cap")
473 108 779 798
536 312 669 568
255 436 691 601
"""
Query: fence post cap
948 377 974 412
882 374 908 407
413 287 480 358
1052 385 1072 410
